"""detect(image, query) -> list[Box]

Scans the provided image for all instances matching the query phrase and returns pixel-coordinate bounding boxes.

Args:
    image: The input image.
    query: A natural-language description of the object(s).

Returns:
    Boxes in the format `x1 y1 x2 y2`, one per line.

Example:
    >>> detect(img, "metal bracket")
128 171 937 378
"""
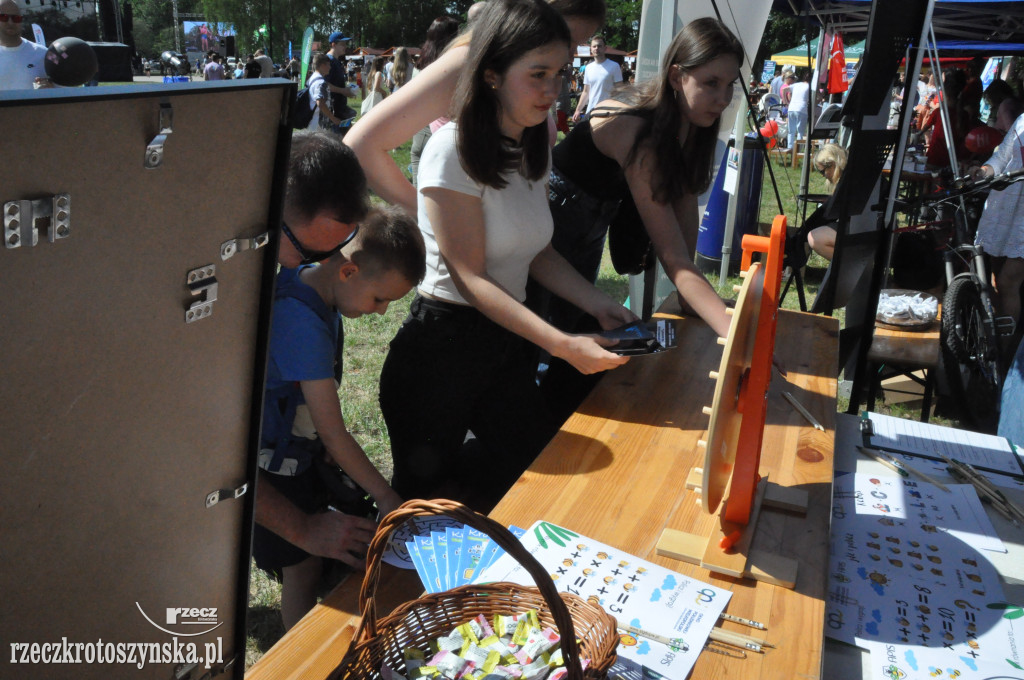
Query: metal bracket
185 264 218 323
4 194 71 248
220 231 270 261
144 103 173 169
205 483 248 508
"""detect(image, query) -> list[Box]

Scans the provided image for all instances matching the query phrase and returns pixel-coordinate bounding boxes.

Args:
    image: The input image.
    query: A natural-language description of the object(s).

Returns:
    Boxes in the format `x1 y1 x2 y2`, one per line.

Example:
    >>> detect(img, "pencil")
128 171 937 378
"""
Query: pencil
719 612 767 630
858 446 909 478
709 628 764 653
614 619 689 651
945 459 1024 526
781 391 825 431
859 446 950 492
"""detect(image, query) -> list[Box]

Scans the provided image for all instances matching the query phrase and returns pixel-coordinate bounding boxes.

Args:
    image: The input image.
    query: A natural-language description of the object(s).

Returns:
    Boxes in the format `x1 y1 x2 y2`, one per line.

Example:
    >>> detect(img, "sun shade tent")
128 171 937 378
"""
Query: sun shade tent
772 0 1024 44
770 37 865 67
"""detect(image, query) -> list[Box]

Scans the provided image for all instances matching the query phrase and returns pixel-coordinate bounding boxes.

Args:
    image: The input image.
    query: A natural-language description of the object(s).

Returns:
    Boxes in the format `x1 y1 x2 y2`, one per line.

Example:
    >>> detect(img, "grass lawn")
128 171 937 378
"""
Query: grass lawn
244 126 962 667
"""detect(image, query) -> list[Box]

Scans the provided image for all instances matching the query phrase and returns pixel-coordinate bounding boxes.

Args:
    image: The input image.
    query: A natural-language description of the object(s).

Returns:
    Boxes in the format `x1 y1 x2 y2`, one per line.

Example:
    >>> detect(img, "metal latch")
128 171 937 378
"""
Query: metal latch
220 231 270 260
185 264 218 323
205 483 248 508
4 194 71 248
145 102 173 169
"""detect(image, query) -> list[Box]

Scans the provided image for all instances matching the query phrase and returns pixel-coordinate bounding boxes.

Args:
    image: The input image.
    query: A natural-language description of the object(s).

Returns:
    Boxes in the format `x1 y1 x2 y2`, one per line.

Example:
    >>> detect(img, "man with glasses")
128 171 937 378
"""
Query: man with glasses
0 0 52 90
255 131 379 623
278 130 367 267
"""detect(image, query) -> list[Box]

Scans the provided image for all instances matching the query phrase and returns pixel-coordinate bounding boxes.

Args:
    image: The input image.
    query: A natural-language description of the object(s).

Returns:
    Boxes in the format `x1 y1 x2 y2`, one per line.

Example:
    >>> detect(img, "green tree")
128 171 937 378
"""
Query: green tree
602 0 640 53
754 10 810 76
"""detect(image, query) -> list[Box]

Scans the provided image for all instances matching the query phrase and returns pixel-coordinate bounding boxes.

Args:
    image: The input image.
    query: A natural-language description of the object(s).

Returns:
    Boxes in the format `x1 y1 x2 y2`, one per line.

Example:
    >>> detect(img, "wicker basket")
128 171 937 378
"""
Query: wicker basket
332 499 619 679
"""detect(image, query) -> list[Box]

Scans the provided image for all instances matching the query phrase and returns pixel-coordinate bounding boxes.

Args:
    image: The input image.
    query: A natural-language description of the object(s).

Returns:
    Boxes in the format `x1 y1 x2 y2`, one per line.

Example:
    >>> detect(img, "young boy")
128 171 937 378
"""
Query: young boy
307 53 342 130
254 205 425 629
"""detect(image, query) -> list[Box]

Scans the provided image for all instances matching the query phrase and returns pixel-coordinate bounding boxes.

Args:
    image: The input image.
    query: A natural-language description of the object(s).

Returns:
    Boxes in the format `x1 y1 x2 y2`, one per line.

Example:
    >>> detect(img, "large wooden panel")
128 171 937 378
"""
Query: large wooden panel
0 81 292 680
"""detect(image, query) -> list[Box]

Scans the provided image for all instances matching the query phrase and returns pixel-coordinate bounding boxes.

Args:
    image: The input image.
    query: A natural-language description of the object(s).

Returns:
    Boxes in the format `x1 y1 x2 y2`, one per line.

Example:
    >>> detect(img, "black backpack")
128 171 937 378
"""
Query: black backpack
289 82 316 129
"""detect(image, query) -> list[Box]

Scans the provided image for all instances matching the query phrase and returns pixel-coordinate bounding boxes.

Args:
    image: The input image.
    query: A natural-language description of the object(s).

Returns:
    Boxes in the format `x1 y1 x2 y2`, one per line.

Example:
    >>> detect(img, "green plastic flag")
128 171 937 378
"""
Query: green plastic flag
299 26 314 86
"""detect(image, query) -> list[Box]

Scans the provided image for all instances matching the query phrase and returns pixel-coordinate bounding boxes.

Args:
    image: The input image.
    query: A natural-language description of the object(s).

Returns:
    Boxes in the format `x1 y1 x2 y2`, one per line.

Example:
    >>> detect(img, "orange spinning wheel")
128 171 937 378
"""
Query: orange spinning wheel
701 215 787 525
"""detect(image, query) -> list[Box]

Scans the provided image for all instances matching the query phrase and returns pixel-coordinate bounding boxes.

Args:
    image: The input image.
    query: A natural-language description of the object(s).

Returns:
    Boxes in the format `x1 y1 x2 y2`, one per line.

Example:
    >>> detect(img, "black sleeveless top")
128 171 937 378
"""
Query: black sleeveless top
551 118 630 201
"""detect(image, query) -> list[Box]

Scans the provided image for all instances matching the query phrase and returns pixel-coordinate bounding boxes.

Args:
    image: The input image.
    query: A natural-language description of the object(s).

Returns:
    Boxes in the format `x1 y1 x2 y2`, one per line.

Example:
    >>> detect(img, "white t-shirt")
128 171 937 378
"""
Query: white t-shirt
416 123 553 304
787 81 810 114
306 72 329 130
0 39 48 91
582 58 622 114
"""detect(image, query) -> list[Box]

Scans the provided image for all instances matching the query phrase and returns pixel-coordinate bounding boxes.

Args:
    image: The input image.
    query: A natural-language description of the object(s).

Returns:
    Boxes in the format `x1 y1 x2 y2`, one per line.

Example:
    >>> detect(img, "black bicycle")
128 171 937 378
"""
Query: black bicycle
902 169 1022 429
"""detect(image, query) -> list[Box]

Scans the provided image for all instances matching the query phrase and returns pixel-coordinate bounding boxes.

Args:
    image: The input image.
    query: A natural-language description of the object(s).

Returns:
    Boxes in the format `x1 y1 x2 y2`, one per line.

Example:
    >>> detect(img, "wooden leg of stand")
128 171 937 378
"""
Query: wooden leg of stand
656 470 806 588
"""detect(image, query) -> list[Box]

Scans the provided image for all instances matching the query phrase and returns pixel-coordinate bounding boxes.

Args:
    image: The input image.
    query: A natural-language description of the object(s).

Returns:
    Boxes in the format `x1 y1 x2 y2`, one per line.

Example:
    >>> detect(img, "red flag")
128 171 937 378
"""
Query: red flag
828 33 848 94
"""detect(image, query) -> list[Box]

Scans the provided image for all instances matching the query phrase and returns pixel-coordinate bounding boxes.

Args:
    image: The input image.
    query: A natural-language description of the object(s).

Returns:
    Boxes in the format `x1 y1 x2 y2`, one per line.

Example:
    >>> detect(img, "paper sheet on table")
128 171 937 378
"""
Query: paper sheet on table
851 473 1005 553
826 472 1024 680
863 412 1024 489
476 521 730 680
381 515 463 569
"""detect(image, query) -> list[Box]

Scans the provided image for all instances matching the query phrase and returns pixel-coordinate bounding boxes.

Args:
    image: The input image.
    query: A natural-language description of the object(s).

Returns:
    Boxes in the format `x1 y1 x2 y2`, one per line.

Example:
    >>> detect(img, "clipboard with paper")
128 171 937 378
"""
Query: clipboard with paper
859 411 1024 481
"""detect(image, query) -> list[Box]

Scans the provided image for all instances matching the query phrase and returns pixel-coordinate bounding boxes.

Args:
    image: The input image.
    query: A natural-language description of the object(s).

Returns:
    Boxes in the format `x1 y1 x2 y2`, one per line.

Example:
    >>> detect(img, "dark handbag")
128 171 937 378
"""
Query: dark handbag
311 455 376 518
607 193 655 275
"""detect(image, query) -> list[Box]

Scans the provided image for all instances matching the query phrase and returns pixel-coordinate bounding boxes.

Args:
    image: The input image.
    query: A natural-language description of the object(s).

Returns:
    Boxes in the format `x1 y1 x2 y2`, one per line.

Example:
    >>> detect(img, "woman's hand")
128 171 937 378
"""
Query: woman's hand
552 335 629 375
591 299 640 331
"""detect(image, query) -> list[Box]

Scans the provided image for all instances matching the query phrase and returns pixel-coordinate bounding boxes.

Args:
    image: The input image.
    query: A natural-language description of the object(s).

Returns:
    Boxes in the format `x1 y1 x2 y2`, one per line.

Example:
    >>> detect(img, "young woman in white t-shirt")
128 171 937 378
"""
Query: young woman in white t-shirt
378 0 635 510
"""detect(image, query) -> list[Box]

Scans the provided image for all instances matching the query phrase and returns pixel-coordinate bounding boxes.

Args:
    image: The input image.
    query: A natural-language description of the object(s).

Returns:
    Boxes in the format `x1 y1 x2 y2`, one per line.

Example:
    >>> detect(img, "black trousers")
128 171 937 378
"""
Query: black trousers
379 295 560 512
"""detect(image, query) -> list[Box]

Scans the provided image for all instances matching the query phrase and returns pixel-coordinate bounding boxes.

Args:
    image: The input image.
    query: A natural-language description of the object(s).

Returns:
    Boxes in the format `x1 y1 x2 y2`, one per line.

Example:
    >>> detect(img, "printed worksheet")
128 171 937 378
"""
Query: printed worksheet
864 412 1024 481
852 473 1005 553
827 472 1024 680
477 521 731 680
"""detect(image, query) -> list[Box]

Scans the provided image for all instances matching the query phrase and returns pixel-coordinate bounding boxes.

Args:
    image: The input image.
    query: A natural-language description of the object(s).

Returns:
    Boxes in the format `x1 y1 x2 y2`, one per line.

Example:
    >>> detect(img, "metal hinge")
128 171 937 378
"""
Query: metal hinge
4 194 71 248
145 102 173 169
185 264 218 323
205 483 248 508
220 231 270 260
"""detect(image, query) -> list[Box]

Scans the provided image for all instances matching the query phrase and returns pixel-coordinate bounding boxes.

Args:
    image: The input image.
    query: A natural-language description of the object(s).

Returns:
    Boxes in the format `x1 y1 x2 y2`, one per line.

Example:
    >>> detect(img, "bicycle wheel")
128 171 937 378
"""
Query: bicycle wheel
941 275 1002 431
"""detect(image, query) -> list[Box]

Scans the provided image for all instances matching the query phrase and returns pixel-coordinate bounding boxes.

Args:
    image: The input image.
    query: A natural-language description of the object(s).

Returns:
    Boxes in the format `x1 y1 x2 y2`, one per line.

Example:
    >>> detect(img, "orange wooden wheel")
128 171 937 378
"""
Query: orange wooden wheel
701 216 788 525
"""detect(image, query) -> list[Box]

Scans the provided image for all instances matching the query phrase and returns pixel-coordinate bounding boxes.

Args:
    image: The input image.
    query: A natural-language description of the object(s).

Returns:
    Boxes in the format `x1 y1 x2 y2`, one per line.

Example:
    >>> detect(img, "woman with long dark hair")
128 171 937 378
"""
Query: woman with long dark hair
347 0 607 214
378 0 634 509
541 18 743 414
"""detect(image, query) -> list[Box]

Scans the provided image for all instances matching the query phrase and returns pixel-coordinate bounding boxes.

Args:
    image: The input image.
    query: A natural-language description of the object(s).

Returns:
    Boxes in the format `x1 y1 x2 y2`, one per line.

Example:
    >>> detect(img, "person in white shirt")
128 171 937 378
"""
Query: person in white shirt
378 0 633 510
307 54 341 130
572 34 622 122
784 70 811 151
0 0 51 90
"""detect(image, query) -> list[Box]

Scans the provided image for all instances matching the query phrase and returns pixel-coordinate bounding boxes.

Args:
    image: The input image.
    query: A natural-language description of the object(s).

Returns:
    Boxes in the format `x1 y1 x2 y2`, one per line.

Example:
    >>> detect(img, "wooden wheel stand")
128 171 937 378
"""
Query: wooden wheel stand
657 216 809 588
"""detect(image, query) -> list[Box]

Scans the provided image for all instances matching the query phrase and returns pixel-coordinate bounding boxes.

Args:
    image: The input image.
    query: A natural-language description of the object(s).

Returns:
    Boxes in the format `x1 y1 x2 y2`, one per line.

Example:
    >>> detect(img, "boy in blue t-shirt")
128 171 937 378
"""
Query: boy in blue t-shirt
254 205 425 629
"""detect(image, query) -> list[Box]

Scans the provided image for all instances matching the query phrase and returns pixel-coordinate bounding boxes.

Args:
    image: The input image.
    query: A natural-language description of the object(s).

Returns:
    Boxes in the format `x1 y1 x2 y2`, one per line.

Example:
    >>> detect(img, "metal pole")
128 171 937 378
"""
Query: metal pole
719 105 747 286
171 0 181 53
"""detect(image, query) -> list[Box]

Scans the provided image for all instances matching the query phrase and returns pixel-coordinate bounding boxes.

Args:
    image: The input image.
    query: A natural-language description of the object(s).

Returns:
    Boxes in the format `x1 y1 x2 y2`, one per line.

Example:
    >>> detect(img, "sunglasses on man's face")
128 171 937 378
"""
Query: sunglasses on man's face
281 220 359 265
0 13 25 23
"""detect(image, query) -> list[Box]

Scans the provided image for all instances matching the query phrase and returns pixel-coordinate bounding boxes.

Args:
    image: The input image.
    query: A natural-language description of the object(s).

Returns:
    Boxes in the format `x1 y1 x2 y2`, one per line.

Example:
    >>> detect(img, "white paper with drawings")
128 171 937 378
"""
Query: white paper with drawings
476 520 730 680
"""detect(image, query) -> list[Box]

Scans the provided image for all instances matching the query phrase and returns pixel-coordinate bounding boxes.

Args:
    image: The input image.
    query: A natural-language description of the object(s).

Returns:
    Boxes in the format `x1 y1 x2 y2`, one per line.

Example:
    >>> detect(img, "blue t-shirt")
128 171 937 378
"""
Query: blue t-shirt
261 267 341 466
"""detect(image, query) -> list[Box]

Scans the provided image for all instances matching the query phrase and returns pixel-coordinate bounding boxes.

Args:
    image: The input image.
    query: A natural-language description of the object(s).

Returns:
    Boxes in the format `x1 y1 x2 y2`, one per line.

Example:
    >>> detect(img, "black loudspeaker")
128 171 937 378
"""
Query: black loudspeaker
97 0 116 42
225 35 236 58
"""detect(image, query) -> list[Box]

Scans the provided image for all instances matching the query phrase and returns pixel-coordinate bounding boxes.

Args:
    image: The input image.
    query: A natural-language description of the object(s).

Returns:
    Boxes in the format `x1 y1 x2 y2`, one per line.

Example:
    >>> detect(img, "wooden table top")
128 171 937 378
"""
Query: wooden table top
246 303 840 680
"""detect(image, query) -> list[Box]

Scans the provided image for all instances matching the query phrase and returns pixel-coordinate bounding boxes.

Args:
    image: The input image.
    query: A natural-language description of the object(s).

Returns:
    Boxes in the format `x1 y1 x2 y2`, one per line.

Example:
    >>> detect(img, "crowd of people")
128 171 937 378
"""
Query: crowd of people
256 0 744 630
6 0 1023 634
